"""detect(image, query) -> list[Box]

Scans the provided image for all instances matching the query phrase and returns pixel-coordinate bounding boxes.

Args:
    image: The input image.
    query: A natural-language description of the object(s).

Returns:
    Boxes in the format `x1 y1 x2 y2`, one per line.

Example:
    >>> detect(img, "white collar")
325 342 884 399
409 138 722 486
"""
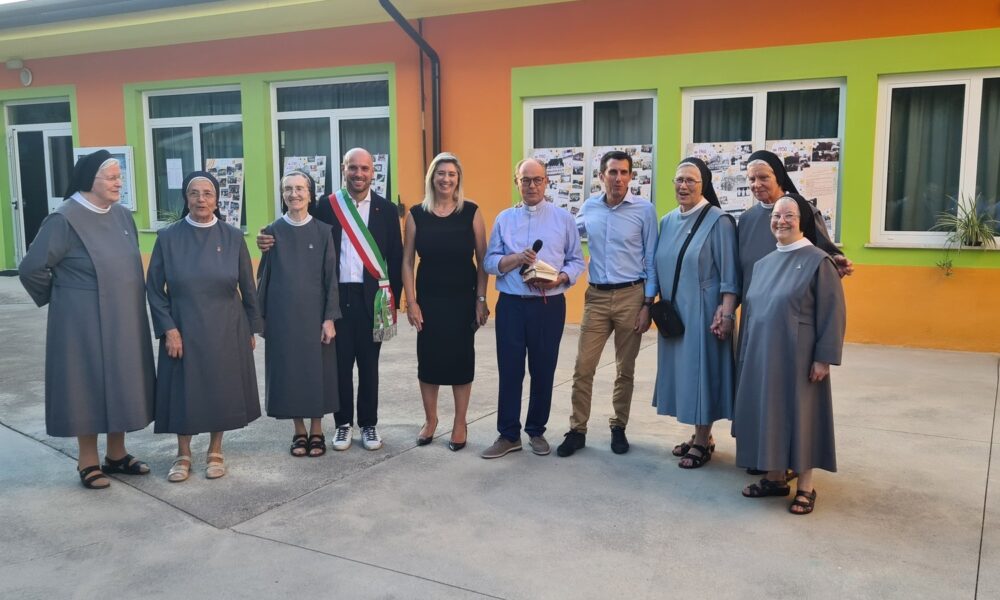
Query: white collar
71 192 111 214
759 200 776 211
349 190 371 206
679 198 709 217
282 212 312 227
522 200 546 214
776 237 813 252
185 214 218 228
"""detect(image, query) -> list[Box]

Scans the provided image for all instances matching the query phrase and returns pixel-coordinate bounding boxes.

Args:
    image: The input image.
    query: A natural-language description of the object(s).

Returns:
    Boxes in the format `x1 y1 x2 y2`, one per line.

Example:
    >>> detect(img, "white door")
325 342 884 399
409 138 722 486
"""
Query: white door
6 123 73 261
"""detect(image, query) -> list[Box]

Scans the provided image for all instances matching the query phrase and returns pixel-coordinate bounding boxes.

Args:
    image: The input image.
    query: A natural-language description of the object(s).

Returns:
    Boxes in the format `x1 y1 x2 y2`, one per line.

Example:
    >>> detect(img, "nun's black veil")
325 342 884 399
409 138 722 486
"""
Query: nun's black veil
746 149 800 195
179 171 223 219
64 149 113 199
677 156 720 208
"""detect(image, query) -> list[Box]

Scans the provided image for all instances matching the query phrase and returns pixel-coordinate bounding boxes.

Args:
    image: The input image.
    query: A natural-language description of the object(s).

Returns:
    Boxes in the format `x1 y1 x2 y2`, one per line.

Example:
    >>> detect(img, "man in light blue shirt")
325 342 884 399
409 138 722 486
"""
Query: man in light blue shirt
481 158 585 459
557 150 658 458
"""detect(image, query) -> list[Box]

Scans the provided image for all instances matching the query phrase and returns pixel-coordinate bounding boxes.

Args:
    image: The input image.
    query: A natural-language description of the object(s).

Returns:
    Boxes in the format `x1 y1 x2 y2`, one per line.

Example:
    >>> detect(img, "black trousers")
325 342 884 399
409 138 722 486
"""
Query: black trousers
334 283 382 428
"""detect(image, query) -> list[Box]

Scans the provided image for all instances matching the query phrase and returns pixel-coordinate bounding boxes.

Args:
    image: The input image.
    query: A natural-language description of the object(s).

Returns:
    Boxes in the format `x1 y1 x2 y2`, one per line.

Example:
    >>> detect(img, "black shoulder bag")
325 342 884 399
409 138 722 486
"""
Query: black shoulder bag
650 205 711 339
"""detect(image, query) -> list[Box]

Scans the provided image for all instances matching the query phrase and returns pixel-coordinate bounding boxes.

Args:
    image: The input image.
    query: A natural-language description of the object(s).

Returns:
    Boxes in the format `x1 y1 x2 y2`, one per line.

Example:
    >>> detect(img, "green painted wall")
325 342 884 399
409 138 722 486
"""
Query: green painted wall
511 28 1000 269
0 86 78 270
123 63 398 256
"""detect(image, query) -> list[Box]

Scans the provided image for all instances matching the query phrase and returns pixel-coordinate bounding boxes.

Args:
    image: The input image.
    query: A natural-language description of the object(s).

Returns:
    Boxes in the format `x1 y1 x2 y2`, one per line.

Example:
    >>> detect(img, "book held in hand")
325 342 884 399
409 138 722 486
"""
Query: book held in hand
522 259 559 284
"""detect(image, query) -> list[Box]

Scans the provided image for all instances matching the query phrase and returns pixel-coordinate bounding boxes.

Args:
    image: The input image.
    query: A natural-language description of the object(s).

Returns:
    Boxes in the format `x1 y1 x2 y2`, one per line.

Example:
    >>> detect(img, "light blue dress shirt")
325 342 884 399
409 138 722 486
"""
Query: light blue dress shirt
485 201 585 297
576 192 659 298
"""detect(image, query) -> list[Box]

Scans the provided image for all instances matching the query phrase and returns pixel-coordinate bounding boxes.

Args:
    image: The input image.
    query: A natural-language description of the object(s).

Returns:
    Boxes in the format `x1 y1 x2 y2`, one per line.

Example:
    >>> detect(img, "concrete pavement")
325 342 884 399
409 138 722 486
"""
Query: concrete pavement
0 275 997 599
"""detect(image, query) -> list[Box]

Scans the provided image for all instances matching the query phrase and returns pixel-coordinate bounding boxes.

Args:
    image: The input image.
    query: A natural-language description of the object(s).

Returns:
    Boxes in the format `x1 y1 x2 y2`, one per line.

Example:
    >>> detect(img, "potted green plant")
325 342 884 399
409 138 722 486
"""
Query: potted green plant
933 194 999 276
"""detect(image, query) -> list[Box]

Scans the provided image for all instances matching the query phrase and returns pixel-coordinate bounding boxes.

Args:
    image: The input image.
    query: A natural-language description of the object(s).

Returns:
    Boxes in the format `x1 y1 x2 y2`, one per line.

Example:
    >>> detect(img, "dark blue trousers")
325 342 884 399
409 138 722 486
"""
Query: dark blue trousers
495 292 566 441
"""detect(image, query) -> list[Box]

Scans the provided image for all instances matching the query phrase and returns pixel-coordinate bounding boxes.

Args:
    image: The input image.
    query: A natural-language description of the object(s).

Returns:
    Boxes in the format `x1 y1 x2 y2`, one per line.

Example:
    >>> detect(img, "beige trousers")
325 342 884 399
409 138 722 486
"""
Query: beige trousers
568 284 645 433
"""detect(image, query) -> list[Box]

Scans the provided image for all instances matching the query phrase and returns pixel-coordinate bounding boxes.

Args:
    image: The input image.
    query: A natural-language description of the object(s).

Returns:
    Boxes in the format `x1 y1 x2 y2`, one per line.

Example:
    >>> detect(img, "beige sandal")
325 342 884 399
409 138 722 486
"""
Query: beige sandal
167 456 191 483
205 452 226 479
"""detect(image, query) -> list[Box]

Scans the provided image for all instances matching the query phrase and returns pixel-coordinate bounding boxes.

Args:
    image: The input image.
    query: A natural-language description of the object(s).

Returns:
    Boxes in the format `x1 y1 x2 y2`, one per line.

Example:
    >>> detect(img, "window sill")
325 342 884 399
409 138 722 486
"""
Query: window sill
865 242 1000 250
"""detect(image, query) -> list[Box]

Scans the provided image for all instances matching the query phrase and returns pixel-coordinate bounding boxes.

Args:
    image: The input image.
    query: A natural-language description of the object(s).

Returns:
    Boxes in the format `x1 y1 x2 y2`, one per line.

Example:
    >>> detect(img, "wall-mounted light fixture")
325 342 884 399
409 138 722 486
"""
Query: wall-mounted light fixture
5 58 32 87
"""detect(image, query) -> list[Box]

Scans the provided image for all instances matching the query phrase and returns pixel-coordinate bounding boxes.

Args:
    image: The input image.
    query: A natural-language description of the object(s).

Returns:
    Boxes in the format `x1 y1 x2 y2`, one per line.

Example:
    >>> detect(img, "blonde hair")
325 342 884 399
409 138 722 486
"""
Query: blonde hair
422 152 465 213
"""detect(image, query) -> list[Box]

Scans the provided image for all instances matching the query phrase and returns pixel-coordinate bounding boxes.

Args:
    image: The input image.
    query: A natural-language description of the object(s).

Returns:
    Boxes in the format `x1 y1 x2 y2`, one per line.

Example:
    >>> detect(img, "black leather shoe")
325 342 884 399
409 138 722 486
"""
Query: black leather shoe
448 440 466 452
416 436 433 446
556 430 586 457
610 426 629 454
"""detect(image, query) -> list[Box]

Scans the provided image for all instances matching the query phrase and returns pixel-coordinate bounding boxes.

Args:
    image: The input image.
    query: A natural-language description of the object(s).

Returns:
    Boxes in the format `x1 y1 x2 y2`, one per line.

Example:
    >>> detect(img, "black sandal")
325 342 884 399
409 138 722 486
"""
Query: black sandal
307 434 327 457
79 465 110 489
290 434 308 457
678 444 712 469
789 489 817 515
672 435 715 457
103 453 150 475
742 477 791 498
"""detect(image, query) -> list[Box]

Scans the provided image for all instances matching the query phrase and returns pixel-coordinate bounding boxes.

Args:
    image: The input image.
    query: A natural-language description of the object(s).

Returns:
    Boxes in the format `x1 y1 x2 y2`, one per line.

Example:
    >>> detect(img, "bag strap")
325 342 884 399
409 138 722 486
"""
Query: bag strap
669 205 711 302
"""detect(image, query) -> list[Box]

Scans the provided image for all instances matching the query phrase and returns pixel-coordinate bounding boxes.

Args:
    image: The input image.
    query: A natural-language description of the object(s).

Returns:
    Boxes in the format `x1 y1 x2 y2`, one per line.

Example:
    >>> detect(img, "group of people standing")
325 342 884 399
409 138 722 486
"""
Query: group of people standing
19 144 848 516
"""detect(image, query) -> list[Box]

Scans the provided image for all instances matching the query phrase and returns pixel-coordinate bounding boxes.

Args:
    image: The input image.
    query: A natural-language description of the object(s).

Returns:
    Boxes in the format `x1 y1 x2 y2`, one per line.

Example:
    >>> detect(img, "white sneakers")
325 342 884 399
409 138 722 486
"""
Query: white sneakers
332 425 384 451
361 426 383 450
332 425 353 451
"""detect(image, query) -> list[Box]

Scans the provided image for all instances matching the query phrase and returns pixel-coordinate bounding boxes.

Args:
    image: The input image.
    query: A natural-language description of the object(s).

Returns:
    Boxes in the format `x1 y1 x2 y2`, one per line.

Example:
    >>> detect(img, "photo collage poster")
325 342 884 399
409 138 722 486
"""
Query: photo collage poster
283 156 327 198
765 139 840 238
372 154 389 198
590 145 655 202
684 142 756 220
531 147 586 214
204 158 244 228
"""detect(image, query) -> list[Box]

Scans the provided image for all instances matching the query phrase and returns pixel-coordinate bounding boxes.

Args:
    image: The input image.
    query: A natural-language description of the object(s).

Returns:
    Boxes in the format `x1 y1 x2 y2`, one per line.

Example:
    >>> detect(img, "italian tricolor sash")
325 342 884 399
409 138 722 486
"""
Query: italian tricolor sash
330 189 397 342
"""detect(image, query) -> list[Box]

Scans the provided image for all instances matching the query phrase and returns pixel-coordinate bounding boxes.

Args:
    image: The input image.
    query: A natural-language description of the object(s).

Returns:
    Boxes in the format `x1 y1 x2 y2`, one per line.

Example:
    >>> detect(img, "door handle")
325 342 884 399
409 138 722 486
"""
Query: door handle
10 200 17 210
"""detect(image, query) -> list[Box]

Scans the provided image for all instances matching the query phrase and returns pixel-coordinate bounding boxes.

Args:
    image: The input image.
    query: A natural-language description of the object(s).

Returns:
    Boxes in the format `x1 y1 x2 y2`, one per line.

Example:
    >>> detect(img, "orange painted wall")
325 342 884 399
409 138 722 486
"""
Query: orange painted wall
3 0 999 347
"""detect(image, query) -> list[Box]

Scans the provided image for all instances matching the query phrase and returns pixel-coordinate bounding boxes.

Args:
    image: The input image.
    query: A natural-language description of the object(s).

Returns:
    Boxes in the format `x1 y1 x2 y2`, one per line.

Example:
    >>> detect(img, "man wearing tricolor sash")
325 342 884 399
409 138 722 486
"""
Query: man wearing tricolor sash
259 148 402 451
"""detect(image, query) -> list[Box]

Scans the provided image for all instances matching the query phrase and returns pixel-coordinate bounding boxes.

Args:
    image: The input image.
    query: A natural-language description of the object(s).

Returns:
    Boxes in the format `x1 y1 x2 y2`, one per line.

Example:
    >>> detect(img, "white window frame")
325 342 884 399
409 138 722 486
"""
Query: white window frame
871 70 1000 247
680 79 846 238
523 91 657 199
143 85 243 228
270 74 390 217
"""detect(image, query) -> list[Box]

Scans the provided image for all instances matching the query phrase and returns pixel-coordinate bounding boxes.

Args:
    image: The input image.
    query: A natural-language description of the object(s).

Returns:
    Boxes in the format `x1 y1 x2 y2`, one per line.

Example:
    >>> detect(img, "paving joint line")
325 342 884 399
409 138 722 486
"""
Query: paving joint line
974 356 999 599
837 422 994 444
0 541 104 570
232 530 507 599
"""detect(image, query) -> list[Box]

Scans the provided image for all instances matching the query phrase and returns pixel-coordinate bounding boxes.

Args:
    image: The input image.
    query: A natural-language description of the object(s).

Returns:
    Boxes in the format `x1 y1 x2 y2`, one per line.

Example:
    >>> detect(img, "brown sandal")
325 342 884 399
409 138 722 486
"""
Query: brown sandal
789 489 817 515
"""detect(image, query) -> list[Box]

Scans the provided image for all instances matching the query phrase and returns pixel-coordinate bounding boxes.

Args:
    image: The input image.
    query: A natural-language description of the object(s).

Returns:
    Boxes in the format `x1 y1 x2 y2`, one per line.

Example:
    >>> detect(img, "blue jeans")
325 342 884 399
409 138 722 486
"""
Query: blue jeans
495 293 566 441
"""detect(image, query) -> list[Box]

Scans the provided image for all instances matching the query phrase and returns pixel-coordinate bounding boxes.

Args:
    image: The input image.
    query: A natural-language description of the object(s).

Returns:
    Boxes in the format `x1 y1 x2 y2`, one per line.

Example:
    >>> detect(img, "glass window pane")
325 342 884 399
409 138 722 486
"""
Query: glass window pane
884 84 964 232
765 88 840 139
276 81 389 112
976 78 1000 223
279 117 332 194
533 106 582 147
594 98 653 145
149 91 241 118
48 135 73 197
200 122 245 226
9 101 71 125
693 97 752 143
152 127 194 220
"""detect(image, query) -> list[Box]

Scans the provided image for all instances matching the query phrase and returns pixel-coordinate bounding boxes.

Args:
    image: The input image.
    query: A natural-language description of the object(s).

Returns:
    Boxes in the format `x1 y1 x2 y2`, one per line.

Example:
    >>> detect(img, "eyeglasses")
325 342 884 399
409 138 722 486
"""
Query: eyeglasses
672 177 701 187
517 177 545 187
282 186 309 195
186 190 217 200
96 175 123 183
770 212 800 221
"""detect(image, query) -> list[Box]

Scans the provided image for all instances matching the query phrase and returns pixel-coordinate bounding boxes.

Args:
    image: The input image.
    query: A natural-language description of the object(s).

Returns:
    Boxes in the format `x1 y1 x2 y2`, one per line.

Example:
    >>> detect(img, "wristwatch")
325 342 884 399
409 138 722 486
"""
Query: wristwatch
643 300 654 307
722 313 736 321
477 296 487 303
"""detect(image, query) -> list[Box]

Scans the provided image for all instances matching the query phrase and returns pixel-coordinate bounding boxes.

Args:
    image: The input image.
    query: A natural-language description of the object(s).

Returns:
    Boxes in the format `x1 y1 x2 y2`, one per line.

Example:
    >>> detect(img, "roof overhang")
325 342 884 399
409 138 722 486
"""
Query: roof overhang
0 0 575 61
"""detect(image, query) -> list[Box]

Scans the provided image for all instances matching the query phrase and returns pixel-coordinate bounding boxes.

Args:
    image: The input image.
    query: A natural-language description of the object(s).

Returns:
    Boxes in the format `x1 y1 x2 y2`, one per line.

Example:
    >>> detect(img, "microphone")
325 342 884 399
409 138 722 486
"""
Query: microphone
520 239 543 274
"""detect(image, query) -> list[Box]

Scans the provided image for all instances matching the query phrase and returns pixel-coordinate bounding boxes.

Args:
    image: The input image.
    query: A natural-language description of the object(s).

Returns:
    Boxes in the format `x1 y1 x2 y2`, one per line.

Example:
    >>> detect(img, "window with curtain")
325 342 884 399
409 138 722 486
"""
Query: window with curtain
884 85 964 232
273 77 391 212
876 71 1000 244
146 89 243 224
693 97 752 143
526 94 657 209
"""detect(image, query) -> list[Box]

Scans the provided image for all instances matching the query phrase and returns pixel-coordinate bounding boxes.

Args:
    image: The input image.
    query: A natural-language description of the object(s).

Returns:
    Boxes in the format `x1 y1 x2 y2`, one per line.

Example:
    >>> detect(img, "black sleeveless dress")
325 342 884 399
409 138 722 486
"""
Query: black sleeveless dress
411 202 478 385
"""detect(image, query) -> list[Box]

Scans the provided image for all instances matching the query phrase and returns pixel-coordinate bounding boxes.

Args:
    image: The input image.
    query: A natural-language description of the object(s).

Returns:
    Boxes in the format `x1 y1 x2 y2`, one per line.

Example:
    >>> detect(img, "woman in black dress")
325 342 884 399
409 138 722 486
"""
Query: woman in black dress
402 152 489 451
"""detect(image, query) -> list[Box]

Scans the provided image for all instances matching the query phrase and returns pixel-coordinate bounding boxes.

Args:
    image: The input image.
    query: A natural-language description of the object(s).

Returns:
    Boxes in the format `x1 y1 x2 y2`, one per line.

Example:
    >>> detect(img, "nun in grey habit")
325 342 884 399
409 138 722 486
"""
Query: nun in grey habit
652 158 739 469
258 171 340 458
735 194 846 515
19 149 155 489
146 171 262 482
